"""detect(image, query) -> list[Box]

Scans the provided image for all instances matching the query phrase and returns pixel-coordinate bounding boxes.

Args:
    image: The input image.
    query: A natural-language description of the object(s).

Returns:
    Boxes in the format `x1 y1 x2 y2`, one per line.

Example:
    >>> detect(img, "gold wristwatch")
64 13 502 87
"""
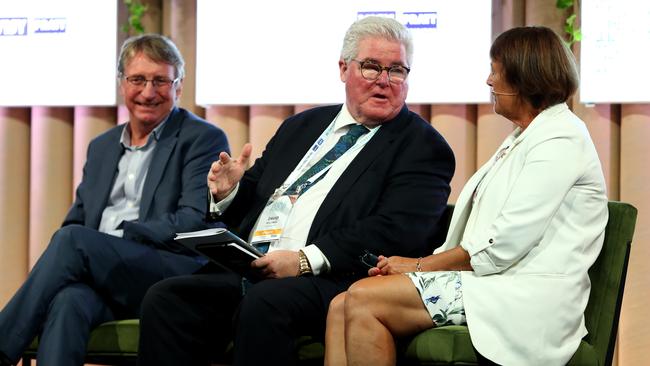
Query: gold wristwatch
298 249 313 276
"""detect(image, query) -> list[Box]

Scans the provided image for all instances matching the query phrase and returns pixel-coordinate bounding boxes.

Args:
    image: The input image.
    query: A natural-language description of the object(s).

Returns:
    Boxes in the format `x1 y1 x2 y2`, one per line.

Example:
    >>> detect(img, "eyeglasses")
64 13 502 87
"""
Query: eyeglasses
350 59 410 84
123 75 179 90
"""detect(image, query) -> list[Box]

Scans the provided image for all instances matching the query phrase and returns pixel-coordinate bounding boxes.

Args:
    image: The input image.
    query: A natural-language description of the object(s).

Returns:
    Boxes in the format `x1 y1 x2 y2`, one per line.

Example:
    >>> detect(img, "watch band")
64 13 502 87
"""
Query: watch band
298 249 313 276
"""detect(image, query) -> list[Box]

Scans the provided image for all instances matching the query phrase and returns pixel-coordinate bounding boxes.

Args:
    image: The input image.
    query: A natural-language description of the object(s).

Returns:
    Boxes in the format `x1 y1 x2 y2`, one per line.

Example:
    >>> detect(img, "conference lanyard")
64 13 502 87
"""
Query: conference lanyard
251 114 373 246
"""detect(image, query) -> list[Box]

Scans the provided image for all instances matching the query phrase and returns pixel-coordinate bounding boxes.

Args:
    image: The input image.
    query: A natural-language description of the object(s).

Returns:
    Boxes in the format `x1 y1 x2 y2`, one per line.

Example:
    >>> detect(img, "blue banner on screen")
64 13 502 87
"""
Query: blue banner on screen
0 0 117 106
196 0 492 105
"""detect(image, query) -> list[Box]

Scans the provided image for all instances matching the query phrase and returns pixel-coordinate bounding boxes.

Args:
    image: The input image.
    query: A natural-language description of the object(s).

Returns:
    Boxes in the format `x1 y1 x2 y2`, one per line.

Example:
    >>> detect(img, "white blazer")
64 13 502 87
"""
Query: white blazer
436 103 608 365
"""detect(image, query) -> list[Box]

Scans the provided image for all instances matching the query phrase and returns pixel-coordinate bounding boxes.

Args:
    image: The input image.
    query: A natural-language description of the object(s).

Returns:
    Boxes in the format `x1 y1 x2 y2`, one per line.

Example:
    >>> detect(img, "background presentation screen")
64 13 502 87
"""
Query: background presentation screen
196 0 492 105
0 0 118 106
580 0 650 103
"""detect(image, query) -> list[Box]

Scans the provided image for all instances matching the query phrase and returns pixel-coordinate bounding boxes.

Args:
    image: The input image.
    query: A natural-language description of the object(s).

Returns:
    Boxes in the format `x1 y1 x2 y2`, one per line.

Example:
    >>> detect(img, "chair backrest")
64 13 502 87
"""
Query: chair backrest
583 201 637 366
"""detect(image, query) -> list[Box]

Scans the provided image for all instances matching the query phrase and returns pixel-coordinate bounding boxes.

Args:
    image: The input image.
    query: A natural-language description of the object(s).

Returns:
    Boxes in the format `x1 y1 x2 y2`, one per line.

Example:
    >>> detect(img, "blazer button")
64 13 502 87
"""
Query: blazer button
488 238 494 244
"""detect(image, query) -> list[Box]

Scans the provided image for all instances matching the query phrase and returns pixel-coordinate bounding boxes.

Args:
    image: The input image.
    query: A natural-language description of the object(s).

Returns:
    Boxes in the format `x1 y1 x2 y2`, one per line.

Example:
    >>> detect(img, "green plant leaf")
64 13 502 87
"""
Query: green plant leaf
573 30 582 41
122 0 147 35
558 3 580 47
566 14 577 25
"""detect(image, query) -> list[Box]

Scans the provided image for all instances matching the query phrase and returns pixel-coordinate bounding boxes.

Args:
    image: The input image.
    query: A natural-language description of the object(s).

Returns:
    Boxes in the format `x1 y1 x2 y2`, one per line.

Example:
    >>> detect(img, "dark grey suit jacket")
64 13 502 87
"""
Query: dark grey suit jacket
216 104 455 278
64 107 229 254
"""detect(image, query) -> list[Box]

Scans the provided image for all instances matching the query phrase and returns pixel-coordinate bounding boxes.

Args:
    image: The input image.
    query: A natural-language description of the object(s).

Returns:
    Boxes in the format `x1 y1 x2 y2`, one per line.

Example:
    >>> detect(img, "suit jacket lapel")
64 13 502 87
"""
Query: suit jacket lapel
440 162 491 251
439 131 519 251
259 106 343 201
140 108 181 220
89 131 124 228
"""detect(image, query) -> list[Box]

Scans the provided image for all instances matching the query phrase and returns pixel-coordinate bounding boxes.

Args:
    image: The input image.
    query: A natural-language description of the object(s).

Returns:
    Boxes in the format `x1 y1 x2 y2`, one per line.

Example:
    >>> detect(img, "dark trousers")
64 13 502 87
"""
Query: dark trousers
137 272 352 366
0 224 202 366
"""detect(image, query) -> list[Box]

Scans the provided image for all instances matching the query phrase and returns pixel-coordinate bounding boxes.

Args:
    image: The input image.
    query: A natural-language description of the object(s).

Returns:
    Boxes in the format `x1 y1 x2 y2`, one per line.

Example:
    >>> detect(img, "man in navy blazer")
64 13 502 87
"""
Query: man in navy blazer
0 35 228 366
137 17 455 365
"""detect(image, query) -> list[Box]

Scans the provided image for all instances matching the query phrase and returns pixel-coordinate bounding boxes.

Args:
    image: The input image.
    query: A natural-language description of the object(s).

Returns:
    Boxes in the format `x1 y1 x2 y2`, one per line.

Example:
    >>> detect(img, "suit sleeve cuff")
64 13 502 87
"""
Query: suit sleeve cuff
461 239 499 276
460 230 501 276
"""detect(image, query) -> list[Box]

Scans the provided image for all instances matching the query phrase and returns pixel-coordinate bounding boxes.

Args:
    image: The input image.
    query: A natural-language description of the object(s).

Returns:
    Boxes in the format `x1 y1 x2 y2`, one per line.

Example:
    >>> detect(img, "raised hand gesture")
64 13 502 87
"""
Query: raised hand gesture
207 143 253 201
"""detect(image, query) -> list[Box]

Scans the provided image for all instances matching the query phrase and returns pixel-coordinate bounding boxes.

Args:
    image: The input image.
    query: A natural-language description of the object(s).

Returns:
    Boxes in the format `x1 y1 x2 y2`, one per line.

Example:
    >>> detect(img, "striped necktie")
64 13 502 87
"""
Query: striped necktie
286 124 369 197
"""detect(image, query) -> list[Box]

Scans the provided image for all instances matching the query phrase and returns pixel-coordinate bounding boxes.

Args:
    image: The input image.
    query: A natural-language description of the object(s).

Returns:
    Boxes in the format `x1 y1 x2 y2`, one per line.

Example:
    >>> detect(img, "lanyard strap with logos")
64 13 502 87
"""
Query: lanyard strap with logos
251 119 338 246
251 118 370 246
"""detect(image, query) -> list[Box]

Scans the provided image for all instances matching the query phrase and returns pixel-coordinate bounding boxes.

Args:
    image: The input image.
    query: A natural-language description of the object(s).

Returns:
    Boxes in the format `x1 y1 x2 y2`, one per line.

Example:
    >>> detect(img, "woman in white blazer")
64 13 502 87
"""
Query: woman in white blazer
324 26 608 366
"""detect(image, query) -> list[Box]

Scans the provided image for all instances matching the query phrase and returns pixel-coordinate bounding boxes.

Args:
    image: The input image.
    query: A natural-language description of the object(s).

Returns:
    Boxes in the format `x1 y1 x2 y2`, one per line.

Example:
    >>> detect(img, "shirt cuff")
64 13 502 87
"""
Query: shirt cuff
301 244 331 276
109 229 124 238
209 183 239 215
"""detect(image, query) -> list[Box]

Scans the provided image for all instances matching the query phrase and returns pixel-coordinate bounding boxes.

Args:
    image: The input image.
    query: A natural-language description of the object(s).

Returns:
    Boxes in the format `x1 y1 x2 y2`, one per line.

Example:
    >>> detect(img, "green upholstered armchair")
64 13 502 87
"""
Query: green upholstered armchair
22 202 635 365
22 318 139 365
401 201 637 366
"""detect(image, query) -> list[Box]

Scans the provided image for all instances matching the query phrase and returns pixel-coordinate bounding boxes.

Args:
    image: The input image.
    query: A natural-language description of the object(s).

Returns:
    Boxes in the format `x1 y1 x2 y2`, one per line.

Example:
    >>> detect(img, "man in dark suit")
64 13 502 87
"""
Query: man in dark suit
0 34 228 366
137 17 455 366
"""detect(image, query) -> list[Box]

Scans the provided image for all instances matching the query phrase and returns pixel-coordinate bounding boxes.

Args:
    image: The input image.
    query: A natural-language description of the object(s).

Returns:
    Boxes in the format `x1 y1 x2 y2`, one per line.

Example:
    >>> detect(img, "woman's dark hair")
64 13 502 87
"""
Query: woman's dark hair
490 26 579 110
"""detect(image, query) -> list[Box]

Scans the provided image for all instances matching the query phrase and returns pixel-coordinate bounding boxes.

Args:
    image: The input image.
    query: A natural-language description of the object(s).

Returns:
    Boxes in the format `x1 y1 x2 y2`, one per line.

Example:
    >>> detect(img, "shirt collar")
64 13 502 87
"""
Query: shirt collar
338 103 376 132
120 114 169 149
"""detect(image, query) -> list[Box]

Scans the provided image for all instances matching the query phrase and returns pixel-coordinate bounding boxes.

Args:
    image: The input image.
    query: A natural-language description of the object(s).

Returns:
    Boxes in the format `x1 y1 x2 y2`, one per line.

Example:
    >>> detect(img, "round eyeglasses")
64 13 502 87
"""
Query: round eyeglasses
123 75 179 90
350 59 410 84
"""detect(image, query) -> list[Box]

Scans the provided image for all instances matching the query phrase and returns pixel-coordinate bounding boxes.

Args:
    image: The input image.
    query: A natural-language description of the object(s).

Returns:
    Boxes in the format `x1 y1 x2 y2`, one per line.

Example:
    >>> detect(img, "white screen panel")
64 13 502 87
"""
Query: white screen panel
196 0 492 105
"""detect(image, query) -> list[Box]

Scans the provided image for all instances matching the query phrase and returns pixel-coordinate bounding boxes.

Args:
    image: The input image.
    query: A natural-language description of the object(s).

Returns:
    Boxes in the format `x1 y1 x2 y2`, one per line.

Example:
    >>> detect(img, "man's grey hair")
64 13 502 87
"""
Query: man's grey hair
117 34 185 80
340 16 413 66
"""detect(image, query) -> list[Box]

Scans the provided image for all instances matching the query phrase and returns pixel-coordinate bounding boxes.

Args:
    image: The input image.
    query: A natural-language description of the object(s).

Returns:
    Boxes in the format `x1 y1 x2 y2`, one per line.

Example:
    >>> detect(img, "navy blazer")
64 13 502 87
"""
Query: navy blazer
64 107 229 254
218 104 455 277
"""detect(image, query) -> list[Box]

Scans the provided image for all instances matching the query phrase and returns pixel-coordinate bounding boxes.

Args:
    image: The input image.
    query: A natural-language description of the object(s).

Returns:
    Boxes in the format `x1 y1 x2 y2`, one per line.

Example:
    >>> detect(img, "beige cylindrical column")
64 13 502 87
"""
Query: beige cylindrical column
408 104 431 123
29 107 74 268
249 106 293 163
476 104 513 166
73 107 116 191
493 0 525 35
619 104 650 366
568 0 619 199
141 0 163 34
430 105 477 203
524 0 565 34
484 0 522 200
0 108 30 307
168 0 203 116
481 0 521 166
162 0 173 37
294 105 319 114
206 106 249 158
573 103 620 200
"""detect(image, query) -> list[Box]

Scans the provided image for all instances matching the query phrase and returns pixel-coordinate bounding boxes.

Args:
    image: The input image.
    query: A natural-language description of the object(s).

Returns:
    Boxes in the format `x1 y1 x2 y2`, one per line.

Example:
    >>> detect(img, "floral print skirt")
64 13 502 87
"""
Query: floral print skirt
406 271 466 327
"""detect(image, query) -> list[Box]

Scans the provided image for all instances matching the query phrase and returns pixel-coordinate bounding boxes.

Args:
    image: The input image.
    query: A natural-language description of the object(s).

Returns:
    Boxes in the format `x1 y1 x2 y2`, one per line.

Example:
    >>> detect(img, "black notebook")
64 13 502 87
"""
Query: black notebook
174 228 264 275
